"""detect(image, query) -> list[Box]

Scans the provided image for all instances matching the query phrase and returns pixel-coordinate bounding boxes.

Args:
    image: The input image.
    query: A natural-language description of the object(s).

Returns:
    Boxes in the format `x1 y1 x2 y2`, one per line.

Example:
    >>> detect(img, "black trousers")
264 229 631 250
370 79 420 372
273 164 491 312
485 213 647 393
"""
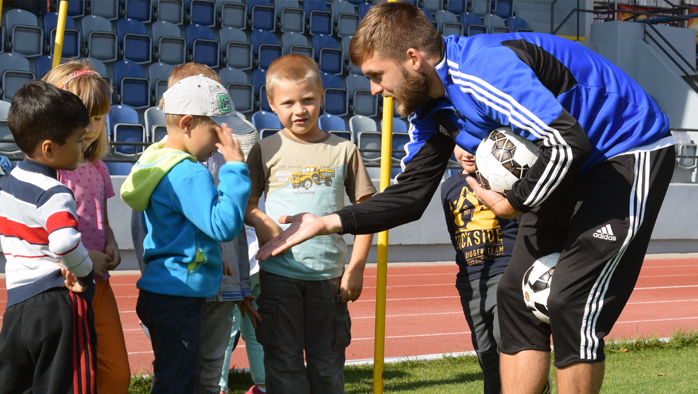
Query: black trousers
0 287 96 394
497 144 675 367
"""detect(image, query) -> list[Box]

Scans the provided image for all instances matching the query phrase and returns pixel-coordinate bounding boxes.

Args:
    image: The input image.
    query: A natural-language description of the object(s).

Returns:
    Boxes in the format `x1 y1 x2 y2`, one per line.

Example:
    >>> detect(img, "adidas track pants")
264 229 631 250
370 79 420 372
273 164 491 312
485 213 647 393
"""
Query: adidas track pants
497 143 675 367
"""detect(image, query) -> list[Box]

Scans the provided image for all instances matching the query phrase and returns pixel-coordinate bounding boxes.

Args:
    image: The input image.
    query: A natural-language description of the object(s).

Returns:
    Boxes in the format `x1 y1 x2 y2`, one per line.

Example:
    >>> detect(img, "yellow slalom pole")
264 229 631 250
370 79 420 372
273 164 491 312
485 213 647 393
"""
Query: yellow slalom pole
52 1 69 68
373 101 394 393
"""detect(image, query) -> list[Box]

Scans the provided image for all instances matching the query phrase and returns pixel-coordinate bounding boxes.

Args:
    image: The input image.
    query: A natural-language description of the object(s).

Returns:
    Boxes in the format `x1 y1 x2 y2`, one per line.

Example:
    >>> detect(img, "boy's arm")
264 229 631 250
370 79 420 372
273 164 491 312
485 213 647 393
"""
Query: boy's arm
341 195 373 303
245 197 282 246
103 199 121 270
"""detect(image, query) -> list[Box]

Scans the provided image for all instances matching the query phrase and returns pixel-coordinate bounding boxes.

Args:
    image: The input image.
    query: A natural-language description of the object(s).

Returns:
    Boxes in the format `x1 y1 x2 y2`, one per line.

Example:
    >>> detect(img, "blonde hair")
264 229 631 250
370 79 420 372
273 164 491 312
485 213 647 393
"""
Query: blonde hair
42 59 111 161
265 54 323 101
350 2 442 67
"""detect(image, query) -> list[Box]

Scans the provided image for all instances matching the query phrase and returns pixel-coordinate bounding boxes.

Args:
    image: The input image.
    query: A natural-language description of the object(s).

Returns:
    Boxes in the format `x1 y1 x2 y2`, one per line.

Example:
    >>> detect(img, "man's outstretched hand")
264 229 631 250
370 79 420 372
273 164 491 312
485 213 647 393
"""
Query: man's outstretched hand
466 177 521 219
256 213 342 260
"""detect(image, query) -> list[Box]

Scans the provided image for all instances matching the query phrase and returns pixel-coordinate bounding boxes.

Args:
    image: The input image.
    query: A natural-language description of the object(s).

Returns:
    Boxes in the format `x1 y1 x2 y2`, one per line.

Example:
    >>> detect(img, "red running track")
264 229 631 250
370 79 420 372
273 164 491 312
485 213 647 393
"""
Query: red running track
1 256 698 374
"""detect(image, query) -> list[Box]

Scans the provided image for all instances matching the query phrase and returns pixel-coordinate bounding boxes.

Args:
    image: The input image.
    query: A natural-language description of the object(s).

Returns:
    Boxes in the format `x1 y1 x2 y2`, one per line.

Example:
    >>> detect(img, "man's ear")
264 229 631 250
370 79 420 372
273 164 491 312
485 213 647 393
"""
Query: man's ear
405 48 423 70
179 115 194 135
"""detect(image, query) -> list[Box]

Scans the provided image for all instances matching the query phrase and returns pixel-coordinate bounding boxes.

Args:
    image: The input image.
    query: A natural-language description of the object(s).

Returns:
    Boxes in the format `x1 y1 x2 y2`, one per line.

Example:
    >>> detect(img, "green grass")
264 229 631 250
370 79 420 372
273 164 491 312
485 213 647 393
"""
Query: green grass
128 331 698 393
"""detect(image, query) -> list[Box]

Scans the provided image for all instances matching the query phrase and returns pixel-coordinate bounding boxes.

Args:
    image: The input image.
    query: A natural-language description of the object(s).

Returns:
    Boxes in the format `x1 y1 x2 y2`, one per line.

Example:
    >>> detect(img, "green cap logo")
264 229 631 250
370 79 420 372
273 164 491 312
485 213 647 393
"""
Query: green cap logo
218 94 232 114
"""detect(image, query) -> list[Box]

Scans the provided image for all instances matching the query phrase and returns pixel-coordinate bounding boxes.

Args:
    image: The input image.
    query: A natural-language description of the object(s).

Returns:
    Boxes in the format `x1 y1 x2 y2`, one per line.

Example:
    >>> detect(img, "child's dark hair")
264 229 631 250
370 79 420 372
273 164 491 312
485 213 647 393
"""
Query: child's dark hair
7 80 90 155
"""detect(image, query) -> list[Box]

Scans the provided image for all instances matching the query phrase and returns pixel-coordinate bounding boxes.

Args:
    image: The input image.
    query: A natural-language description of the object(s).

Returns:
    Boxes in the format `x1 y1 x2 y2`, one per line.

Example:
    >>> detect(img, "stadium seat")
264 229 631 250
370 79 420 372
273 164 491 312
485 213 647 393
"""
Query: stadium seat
0 25 4 53
87 57 112 87
185 0 216 26
109 104 146 154
386 117 408 133
419 7 438 29
0 53 34 101
507 16 533 32
36 55 56 79
155 0 184 25
259 86 272 112
251 29 282 70
217 0 247 29
346 74 377 117
124 0 152 23
0 101 9 119
421 0 442 13
252 111 282 139
470 0 492 17
66 0 87 18
185 24 219 68
44 13 81 58
312 34 343 75
484 14 510 33
220 27 252 70
391 131 410 160
446 0 466 15
219 67 254 113
320 73 348 116
282 31 312 58
117 18 152 64
113 60 151 108
152 21 186 65
5 9 43 57
247 0 276 31
107 104 139 140
0 119 21 155
91 0 119 20
435 10 463 37
304 0 332 35
251 68 271 110
349 114 377 145
144 106 166 141
495 0 513 19
81 15 118 62
341 36 362 75
318 113 352 142
461 12 486 36
357 2 373 20
276 0 304 33
331 0 359 38
105 161 134 175
148 62 174 104
357 130 381 162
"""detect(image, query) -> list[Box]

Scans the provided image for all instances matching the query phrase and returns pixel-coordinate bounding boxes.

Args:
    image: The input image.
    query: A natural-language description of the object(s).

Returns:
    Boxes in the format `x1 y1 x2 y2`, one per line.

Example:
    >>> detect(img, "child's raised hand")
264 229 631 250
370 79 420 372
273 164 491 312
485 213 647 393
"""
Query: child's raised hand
239 295 261 329
89 249 112 279
104 242 121 270
57 262 88 293
215 123 245 163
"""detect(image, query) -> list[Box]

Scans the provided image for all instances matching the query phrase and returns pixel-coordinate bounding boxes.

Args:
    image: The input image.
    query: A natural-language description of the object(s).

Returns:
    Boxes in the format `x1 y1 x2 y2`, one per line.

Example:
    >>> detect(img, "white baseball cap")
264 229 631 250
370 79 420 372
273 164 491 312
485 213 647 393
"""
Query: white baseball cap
162 74 255 135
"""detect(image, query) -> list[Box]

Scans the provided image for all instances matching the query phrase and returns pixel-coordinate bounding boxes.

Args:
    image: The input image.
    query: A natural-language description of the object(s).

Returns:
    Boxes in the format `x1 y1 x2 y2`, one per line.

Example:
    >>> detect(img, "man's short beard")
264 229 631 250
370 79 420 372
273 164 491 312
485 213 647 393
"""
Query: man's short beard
392 67 432 117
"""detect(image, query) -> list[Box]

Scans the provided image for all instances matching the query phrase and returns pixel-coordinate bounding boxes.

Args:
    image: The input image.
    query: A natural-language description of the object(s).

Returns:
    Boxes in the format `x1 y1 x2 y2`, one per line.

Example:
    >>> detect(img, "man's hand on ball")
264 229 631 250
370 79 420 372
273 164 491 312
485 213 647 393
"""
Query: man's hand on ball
466 177 521 219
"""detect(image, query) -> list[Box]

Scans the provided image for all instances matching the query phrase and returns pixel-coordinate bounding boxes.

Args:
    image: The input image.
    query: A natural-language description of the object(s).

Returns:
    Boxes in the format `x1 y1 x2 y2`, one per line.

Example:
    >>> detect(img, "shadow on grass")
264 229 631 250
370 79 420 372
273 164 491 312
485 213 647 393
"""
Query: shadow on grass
345 366 483 393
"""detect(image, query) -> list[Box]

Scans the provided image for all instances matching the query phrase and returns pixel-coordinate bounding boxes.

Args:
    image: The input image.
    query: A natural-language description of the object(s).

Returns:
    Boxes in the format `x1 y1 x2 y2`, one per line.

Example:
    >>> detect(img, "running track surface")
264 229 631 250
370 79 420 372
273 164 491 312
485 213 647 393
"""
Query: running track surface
1 256 698 374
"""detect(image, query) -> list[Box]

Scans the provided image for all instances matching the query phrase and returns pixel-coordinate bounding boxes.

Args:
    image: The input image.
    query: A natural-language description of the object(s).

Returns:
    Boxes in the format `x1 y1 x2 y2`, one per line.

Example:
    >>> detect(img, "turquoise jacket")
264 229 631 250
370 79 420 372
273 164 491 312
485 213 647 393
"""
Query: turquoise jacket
121 143 251 297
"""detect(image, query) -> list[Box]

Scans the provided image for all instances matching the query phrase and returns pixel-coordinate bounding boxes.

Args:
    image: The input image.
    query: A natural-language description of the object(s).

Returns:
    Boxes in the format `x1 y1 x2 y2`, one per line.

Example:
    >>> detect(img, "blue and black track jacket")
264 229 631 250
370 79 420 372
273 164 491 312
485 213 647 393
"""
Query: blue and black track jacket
336 33 671 235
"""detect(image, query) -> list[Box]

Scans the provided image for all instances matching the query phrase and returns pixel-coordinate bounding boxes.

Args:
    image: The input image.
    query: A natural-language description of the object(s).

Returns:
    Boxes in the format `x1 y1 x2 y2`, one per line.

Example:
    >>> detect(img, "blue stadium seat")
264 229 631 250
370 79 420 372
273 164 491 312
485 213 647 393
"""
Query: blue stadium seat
318 113 351 141
252 111 282 138
275 0 304 33
36 55 56 79
0 25 4 53
282 31 312 57
470 0 492 17
341 36 362 75
312 34 342 75
320 73 348 116
155 0 184 25
446 0 466 15
219 27 252 70
484 14 510 33
419 7 438 29
0 53 34 101
123 0 152 23
44 13 81 58
113 60 151 109
346 74 376 117
5 9 43 58
220 67 254 113
507 16 533 32
251 29 282 70
386 117 408 133
435 10 463 37
461 12 486 36
107 104 140 140
67 0 86 18
247 0 276 31
152 21 186 65
105 161 134 175
185 24 219 68
391 131 410 160
304 0 332 35
251 68 270 110
148 62 174 104
108 103 145 155
117 18 152 64
185 0 216 26
217 0 247 29
495 0 513 19
259 86 271 112
81 15 118 62
91 0 119 20
332 0 359 38
357 2 373 20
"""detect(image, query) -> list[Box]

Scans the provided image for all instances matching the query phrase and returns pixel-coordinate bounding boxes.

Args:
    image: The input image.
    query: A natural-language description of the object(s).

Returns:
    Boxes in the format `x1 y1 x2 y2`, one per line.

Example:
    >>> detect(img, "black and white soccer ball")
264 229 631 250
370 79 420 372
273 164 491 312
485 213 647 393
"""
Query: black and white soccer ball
522 253 560 324
475 127 540 194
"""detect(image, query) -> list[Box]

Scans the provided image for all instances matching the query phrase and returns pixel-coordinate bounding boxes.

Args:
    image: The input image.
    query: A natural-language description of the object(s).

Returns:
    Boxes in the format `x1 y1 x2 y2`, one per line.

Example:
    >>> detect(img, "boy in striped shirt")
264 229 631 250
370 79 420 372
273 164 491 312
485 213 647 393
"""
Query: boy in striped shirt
0 81 96 394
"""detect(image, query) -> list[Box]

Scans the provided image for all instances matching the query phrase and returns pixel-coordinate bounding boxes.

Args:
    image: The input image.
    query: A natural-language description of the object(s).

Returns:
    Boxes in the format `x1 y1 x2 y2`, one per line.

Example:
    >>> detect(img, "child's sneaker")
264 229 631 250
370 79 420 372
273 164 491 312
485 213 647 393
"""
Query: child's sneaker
244 385 265 394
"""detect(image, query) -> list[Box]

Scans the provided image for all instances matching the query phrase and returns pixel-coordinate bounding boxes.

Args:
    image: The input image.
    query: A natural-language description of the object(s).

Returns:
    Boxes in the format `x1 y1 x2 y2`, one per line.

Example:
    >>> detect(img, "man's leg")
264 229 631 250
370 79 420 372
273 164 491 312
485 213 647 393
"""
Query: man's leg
500 351 551 394
555 362 604 394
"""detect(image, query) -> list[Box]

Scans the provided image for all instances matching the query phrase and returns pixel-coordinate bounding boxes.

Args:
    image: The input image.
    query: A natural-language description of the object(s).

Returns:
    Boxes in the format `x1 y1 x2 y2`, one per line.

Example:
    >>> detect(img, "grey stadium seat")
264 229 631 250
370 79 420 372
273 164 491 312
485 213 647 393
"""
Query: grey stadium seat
81 15 118 62
219 27 252 70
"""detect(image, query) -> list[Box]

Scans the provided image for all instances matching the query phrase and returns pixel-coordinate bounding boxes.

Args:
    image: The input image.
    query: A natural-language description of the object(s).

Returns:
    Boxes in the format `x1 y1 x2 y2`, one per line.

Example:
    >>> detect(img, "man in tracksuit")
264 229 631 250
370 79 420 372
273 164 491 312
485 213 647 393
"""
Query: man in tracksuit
257 3 676 393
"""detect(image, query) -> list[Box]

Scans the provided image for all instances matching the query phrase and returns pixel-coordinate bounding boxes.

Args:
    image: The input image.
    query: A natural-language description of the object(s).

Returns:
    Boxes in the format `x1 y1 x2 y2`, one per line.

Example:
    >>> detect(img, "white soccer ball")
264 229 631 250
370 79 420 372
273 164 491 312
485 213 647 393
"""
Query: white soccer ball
475 128 540 194
522 253 560 324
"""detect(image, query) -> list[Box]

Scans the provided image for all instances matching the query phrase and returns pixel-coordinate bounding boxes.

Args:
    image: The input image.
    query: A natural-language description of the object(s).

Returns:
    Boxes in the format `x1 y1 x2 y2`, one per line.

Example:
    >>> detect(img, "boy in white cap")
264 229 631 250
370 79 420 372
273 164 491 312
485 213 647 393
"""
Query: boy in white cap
120 75 255 394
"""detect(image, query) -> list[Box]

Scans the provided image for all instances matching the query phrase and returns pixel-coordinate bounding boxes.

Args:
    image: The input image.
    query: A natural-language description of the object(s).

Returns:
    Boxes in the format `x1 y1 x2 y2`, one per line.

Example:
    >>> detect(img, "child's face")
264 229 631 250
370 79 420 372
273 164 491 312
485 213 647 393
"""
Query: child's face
269 80 324 141
52 125 90 170
454 145 476 174
186 120 221 162
84 114 106 148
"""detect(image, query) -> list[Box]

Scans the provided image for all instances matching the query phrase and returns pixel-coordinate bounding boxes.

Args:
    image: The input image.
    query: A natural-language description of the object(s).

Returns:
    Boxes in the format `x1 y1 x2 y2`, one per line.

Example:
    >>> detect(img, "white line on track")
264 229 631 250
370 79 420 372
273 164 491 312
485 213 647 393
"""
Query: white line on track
617 316 698 324
635 285 698 290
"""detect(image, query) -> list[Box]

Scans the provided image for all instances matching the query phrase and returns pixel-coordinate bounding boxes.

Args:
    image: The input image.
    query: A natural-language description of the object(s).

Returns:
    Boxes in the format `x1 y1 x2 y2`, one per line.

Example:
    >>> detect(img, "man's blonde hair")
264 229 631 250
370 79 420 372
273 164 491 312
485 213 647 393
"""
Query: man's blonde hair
162 63 222 129
42 59 111 162
349 2 442 67
265 54 323 101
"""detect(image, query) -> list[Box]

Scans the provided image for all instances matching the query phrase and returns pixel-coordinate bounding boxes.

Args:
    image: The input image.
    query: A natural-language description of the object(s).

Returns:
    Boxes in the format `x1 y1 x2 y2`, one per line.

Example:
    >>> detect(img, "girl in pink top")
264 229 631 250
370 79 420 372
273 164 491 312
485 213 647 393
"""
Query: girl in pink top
44 60 131 393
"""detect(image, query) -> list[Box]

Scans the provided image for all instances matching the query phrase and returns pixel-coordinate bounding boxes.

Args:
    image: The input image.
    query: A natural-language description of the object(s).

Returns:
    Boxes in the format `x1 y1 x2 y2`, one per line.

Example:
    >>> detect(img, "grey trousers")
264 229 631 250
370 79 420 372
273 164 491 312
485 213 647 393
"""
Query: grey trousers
195 301 236 394
456 273 502 394
256 270 351 394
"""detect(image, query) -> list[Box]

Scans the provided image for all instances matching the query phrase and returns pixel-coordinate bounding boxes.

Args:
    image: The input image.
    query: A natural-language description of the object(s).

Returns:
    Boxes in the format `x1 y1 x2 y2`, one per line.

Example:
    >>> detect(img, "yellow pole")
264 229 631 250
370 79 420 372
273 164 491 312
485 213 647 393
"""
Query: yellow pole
52 1 69 68
373 97 395 393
